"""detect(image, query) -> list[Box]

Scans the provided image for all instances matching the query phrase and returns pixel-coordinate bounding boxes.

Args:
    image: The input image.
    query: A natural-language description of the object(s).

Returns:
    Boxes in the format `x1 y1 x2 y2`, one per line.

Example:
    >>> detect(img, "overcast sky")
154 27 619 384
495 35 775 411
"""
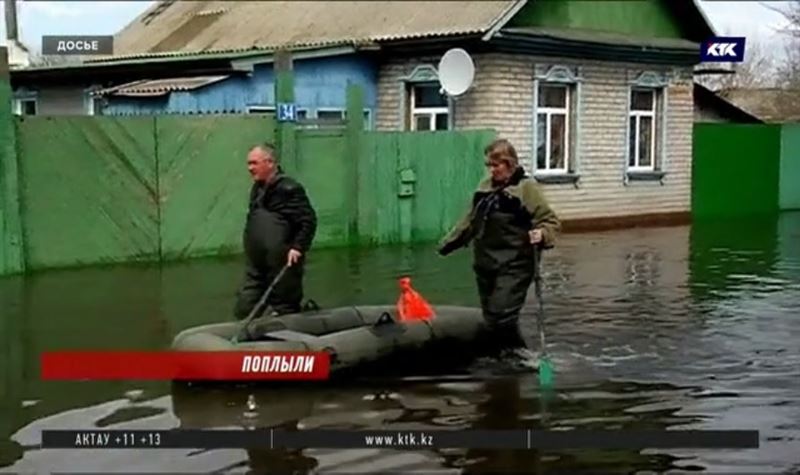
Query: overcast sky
0 1 795 55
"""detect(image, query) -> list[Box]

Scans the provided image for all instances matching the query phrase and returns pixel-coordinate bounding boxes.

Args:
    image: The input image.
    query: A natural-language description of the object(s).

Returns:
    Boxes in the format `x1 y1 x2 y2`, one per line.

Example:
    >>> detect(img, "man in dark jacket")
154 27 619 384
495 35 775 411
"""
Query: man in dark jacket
233 143 317 319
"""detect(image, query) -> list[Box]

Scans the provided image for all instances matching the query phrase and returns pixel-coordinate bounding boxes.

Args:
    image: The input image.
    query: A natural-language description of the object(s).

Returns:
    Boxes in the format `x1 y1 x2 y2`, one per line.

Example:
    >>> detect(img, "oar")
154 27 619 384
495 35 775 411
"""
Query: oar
232 264 289 343
533 244 554 387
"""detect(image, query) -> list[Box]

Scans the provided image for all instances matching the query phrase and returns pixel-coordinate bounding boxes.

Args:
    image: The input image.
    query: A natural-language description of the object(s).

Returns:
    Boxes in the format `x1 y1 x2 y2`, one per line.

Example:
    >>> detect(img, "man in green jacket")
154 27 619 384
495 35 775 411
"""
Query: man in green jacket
438 138 560 348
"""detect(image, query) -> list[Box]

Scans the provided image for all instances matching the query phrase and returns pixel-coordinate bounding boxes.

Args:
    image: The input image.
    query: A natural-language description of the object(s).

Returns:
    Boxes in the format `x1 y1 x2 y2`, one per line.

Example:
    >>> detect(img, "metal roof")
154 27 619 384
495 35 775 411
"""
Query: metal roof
100 0 519 61
720 88 800 123
93 75 230 97
693 83 764 124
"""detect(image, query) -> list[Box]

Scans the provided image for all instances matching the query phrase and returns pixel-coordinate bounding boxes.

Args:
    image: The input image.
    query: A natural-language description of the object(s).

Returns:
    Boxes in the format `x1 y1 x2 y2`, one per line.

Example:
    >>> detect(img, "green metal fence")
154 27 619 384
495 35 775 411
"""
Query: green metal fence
358 130 492 246
780 124 800 211
692 123 783 218
16 116 160 269
3 112 493 274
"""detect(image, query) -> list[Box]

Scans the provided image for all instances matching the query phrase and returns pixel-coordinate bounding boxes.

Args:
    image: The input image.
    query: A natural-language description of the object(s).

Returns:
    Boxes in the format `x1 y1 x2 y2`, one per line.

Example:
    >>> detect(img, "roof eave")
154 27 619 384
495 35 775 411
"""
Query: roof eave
10 43 363 78
491 31 701 66
481 0 529 41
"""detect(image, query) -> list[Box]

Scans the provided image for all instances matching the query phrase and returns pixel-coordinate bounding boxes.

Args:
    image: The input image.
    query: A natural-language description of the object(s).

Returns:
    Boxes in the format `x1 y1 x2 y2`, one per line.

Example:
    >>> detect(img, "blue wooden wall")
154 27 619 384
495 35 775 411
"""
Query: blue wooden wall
102 55 378 123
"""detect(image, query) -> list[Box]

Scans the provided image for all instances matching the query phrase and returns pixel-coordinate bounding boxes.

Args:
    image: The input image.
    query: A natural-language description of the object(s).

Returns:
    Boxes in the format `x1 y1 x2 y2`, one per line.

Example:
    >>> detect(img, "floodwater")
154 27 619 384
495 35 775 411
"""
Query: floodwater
1 212 799 473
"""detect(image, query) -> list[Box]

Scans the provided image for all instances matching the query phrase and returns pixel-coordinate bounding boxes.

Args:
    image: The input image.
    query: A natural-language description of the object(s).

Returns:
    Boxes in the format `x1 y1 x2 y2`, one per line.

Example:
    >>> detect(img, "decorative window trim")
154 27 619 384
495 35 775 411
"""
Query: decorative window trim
398 63 453 131
532 64 583 188
624 71 669 186
401 65 439 83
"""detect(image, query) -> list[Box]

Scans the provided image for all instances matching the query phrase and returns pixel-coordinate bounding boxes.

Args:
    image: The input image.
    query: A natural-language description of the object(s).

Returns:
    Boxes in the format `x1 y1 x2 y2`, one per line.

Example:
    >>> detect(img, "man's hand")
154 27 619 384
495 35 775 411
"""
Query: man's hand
287 248 303 266
529 229 543 245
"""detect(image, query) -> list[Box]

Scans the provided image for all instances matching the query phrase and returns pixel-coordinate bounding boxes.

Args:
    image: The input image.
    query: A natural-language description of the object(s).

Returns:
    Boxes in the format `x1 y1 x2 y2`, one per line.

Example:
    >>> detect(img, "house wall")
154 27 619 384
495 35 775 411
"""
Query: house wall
507 0 685 39
11 86 90 116
36 87 89 115
376 52 695 224
694 102 732 123
102 55 379 120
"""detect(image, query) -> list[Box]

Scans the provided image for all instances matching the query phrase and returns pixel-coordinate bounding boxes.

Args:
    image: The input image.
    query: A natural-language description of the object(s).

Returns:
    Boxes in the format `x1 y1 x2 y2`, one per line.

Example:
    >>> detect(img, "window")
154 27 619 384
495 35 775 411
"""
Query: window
86 96 102 116
628 88 657 171
535 83 570 173
247 105 274 114
407 82 449 131
14 98 37 116
624 71 669 183
532 65 582 184
316 109 344 122
21 99 37 115
344 108 373 130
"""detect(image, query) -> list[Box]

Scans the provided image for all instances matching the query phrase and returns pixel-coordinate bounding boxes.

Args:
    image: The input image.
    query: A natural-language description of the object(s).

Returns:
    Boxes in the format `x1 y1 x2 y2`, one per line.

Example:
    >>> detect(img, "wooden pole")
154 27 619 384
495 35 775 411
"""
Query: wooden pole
345 82 364 246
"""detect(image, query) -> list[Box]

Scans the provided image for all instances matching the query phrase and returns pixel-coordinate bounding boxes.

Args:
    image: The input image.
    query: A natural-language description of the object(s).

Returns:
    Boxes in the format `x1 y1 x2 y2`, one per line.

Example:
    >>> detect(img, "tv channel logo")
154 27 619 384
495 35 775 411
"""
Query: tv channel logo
701 37 746 62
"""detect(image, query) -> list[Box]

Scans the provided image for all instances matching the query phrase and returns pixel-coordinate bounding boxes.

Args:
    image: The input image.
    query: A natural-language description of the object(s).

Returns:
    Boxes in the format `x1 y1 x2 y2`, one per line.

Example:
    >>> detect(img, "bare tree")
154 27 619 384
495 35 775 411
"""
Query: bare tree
762 1 800 88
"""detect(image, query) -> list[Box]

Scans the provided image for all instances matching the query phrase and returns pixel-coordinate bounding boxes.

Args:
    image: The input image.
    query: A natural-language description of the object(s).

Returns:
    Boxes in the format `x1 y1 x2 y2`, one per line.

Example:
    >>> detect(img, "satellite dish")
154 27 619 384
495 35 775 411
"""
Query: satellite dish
438 48 475 97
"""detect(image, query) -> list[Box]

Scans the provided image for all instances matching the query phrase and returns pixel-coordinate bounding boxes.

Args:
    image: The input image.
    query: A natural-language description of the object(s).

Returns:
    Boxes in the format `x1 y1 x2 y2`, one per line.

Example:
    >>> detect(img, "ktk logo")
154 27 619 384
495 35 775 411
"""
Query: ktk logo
701 37 746 62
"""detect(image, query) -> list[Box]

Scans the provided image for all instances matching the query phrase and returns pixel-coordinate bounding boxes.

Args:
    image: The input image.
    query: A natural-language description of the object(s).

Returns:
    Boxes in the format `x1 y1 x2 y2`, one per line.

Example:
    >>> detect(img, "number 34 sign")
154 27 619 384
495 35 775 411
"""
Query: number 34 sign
277 103 297 122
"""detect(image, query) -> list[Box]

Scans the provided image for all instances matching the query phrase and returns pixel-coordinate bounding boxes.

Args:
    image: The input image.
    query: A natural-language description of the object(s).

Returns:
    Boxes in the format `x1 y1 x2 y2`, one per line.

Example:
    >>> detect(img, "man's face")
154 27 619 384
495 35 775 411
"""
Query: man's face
247 148 275 182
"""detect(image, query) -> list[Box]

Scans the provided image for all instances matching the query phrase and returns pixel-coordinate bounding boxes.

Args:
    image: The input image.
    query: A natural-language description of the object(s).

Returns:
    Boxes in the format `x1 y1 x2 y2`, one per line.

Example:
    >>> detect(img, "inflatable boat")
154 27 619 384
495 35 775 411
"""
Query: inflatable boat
171 304 498 378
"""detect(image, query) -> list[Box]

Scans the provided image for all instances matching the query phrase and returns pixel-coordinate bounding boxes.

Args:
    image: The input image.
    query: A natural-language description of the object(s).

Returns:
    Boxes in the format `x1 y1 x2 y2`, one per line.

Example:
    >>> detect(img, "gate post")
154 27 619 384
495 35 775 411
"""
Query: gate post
0 47 25 275
345 83 364 245
274 49 297 177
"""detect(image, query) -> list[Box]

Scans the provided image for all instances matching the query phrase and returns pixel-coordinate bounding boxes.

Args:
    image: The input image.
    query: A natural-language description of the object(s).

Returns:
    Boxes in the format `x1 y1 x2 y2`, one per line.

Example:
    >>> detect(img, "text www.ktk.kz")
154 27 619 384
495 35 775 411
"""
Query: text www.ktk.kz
363 432 434 447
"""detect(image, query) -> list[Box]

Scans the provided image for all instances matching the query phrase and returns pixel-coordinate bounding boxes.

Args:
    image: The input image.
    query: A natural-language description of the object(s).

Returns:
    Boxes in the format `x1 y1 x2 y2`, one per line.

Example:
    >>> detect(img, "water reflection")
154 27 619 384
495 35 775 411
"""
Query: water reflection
1 212 799 473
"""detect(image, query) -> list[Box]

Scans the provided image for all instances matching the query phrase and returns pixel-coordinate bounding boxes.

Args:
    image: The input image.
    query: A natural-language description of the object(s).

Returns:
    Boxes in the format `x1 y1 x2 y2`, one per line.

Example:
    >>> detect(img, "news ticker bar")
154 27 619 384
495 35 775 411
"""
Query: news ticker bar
42 429 759 450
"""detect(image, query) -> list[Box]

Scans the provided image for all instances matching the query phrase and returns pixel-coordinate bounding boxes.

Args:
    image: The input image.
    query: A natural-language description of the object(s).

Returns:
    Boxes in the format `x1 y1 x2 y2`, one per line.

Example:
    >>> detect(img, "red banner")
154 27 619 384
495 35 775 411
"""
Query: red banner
40 351 330 381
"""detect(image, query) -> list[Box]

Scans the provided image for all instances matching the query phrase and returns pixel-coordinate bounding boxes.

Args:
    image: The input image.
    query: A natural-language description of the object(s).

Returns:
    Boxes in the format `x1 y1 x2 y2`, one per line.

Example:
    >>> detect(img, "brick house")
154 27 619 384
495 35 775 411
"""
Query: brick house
10 0 717 227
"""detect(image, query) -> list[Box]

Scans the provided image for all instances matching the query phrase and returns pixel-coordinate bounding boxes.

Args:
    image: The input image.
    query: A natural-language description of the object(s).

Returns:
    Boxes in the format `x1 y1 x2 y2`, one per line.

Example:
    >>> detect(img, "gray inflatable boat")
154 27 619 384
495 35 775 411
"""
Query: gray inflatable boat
171 304 493 377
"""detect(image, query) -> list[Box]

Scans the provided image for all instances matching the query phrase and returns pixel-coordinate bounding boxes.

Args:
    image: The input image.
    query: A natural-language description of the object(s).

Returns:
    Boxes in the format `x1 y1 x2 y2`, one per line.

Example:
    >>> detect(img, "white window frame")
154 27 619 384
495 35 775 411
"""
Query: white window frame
628 88 657 172
532 65 582 179
624 70 670 184
409 82 449 131
363 108 372 130
85 96 101 116
13 97 38 116
398 65 451 132
535 83 571 174
343 108 373 130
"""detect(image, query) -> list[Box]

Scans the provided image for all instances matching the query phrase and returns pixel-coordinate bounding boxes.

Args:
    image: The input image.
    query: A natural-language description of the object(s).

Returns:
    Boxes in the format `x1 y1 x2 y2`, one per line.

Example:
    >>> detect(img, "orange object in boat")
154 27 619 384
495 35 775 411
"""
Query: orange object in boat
396 277 434 321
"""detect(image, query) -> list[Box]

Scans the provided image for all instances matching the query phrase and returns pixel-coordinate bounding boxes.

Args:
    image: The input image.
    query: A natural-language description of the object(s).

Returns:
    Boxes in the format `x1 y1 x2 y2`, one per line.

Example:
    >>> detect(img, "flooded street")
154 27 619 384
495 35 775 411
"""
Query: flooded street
2 212 799 473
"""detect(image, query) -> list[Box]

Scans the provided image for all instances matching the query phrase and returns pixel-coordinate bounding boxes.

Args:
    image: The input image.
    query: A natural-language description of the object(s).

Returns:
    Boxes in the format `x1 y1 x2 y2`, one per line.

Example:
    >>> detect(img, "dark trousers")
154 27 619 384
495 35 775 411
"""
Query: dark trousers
474 258 535 348
233 254 305 319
